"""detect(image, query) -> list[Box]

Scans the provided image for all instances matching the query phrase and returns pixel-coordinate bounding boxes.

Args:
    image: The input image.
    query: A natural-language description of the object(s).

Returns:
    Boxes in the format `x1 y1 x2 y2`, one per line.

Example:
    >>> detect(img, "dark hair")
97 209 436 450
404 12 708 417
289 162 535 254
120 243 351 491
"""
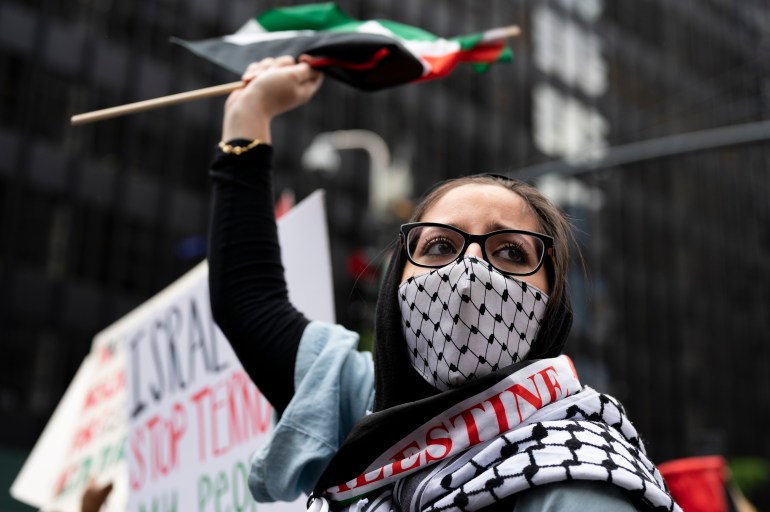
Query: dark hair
406 175 576 344
373 175 576 411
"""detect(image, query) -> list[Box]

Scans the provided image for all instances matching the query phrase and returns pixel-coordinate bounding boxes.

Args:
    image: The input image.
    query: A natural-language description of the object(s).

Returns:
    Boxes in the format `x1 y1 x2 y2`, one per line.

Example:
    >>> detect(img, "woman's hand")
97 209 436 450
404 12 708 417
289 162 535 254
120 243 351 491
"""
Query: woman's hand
222 56 324 143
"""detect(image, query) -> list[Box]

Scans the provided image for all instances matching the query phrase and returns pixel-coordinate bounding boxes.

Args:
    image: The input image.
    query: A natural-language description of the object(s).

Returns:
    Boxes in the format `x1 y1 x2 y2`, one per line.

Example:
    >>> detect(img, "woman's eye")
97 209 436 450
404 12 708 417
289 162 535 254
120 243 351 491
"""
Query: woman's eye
494 243 531 264
420 237 458 257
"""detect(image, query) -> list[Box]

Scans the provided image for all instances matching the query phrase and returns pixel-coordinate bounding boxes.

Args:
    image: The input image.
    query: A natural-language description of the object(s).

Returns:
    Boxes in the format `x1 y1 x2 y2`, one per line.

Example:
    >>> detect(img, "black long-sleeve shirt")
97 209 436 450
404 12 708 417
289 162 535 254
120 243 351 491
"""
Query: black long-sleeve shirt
208 144 309 413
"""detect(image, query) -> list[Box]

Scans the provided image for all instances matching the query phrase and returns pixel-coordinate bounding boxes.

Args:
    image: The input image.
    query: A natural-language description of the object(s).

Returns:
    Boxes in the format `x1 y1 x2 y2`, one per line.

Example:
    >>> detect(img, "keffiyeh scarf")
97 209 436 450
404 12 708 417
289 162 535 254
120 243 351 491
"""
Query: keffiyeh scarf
399 257 549 391
310 357 680 512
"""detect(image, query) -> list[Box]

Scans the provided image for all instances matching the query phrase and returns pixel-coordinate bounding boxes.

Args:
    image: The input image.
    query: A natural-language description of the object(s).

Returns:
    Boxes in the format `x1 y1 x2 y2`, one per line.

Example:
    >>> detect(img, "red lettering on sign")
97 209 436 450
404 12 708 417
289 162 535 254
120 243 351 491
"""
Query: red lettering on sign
84 371 125 410
129 401 186 491
191 387 212 461
130 428 146 491
211 384 227 458
191 371 272 463
70 417 100 452
233 371 272 439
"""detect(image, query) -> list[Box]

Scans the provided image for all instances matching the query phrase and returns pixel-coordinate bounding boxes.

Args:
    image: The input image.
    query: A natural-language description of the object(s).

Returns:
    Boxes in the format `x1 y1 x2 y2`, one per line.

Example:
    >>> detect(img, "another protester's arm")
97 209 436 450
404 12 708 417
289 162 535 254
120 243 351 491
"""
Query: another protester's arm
81 479 113 512
208 57 324 413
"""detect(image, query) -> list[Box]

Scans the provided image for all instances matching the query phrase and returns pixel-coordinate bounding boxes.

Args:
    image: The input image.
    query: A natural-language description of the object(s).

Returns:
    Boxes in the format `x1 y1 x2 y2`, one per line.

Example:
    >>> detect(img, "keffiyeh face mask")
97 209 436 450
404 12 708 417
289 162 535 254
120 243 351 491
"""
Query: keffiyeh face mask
398 257 548 390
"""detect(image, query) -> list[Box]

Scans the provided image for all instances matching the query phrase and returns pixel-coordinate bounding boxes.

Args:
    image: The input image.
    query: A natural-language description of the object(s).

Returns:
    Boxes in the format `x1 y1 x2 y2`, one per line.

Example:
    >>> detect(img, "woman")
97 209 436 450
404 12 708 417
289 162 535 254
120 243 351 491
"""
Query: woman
208 57 680 511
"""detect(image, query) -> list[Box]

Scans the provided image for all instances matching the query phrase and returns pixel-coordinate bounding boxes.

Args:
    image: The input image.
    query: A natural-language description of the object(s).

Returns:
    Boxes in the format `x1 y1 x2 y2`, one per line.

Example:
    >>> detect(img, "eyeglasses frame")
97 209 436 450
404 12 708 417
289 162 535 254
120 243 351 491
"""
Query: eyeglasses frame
400 222 554 277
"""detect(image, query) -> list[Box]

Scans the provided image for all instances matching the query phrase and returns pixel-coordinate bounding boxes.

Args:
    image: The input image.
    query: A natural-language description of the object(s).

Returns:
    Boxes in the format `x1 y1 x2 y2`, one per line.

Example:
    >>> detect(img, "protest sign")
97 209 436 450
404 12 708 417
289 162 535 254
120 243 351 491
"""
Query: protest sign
12 190 333 512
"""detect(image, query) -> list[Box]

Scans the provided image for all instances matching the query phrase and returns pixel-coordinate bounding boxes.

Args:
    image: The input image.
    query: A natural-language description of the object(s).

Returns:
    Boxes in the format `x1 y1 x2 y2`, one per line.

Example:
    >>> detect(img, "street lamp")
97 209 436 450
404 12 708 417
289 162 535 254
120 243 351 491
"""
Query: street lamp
301 130 412 221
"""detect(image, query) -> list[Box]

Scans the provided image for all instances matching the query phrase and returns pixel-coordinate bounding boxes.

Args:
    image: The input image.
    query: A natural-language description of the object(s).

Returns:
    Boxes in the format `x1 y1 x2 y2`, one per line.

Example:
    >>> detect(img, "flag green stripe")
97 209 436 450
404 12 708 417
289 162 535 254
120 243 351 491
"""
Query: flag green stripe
498 46 513 62
326 20 368 33
325 19 439 41
451 33 483 50
452 34 513 63
257 2 353 32
375 20 438 41
257 3 442 42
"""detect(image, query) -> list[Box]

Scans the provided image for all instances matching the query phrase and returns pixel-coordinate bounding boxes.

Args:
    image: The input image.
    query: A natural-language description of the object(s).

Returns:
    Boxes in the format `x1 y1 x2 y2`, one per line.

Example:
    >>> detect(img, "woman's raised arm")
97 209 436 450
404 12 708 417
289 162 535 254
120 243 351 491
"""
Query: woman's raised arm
208 57 324 413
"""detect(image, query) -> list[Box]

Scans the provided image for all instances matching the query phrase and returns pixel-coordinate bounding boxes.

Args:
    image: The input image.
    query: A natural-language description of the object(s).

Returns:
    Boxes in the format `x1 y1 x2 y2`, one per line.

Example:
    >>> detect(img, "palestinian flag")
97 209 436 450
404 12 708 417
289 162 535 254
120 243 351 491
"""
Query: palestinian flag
174 2 515 91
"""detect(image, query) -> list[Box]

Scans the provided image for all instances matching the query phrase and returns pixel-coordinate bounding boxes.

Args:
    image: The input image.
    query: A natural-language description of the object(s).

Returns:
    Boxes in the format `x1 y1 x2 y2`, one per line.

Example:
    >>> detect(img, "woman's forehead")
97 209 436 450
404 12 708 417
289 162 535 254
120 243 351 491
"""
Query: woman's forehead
420 183 541 232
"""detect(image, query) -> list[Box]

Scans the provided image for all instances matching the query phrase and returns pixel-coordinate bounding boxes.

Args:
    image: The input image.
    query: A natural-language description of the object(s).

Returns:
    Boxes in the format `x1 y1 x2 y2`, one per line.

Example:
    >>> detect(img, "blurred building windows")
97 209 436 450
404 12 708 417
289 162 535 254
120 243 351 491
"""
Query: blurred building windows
533 83 609 162
0 3 768 508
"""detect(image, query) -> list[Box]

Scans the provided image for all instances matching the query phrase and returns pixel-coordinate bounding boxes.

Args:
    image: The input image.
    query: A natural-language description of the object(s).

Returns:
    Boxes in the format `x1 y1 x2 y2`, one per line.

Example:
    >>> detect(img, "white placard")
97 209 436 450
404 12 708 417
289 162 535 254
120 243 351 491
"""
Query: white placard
12 190 334 512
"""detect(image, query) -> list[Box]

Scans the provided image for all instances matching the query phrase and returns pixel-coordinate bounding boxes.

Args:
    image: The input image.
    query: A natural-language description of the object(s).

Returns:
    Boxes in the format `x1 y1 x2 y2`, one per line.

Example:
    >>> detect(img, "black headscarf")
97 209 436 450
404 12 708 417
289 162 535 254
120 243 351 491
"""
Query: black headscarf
371 237 574 412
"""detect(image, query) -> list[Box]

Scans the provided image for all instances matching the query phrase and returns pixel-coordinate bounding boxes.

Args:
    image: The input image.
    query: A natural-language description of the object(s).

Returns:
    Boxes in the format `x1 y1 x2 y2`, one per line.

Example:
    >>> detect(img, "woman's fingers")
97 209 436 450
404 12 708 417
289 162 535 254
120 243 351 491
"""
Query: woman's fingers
296 64 323 101
242 58 272 81
292 62 322 83
274 55 297 66
241 59 322 100
242 55 297 81
223 55 324 142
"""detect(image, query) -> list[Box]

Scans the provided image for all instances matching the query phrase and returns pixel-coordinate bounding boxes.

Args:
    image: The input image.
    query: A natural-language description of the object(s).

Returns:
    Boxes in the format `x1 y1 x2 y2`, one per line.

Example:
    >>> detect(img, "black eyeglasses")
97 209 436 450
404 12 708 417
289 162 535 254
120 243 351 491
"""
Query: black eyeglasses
400 222 553 276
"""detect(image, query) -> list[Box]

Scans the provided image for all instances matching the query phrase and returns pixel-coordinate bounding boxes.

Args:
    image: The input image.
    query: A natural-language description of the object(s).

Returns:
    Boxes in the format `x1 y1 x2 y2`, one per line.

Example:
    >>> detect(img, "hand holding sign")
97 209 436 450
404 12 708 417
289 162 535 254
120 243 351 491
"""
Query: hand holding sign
81 479 113 512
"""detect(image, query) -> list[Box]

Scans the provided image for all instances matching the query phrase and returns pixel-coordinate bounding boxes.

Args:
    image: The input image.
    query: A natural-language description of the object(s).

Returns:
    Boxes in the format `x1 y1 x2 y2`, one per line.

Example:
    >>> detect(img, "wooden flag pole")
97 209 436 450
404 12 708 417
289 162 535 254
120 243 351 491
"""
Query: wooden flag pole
480 25 521 42
70 24 521 126
70 80 246 126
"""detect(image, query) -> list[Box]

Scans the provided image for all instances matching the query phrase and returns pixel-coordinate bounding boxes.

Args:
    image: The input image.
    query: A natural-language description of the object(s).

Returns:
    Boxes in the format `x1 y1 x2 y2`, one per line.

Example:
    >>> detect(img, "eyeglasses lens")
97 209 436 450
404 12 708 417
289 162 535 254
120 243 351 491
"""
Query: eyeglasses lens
485 232 545 275
406 225 464 267
406 226 545 275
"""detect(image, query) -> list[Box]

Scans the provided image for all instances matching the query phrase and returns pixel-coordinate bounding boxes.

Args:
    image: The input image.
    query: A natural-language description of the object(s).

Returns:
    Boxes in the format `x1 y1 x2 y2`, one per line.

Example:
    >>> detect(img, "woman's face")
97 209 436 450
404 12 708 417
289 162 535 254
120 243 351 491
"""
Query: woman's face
400 183 551 294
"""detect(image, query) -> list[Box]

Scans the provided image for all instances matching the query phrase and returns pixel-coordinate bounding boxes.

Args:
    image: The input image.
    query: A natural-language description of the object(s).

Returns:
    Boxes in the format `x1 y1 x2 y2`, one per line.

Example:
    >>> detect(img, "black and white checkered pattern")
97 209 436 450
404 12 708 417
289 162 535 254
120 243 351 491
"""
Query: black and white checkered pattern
399 257 548 391
343 389 680 512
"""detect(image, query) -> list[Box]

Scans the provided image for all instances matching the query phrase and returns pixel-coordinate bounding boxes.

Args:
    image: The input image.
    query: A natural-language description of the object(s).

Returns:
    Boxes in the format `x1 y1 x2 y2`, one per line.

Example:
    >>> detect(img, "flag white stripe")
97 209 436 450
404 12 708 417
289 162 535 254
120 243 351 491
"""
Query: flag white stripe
403 38 462 57
224 29 316 46
234 18 266 34
352 20 396 37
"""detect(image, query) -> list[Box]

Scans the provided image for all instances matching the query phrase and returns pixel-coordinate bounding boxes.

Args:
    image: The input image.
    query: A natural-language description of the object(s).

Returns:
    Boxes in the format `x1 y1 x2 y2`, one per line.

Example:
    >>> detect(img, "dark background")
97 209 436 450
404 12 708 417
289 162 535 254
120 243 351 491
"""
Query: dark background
1 0 769 509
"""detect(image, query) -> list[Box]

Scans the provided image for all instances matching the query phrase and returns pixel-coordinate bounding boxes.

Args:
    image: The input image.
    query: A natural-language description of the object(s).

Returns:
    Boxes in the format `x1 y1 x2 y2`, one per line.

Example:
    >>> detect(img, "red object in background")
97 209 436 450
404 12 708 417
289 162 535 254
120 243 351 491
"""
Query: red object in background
274 189 295 220
659 456 729 512
346 249 380 282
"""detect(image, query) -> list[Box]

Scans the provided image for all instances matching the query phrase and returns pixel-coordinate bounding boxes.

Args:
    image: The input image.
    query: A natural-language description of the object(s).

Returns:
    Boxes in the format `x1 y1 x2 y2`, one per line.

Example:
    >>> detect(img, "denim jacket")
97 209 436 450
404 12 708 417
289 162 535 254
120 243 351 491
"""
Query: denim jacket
248 321 638 511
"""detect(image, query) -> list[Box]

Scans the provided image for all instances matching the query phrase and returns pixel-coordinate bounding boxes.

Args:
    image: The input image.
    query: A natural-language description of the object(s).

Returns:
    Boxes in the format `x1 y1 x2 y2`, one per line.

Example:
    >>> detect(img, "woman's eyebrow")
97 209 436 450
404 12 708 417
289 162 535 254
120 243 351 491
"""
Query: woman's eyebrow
486 219 543 233
486 221 514 232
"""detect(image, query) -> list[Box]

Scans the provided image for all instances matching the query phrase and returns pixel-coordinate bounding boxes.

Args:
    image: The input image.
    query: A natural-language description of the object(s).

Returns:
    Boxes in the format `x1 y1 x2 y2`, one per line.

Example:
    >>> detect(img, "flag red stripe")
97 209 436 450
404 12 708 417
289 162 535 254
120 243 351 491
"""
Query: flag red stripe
458 42 506 63
417 41 505 82
305 47 391 71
